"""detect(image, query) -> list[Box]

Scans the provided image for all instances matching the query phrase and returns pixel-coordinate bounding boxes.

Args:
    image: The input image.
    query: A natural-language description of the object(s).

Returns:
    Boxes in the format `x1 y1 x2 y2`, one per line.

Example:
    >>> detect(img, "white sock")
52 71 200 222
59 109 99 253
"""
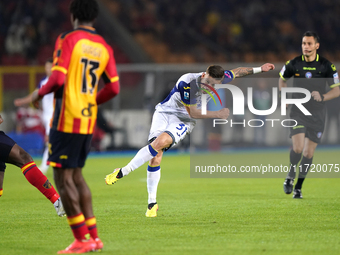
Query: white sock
121 145 158 176
147 165 161 204
39 146 49 173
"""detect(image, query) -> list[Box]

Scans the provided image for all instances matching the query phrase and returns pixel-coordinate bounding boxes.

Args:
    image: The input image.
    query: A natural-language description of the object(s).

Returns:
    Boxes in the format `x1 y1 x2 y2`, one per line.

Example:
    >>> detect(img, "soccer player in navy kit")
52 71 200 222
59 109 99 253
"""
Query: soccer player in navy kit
0 114 65 217
280 31 340 198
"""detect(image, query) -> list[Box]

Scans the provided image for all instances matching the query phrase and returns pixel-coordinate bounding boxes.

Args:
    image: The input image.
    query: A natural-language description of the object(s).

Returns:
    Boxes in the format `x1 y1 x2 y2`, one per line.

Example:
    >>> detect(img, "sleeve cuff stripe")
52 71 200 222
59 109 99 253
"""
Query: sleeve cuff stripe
230 70 236 80
52 66 67 74
181 101 197 107
330 83 340 88
279 73 286 81
110 76 119 83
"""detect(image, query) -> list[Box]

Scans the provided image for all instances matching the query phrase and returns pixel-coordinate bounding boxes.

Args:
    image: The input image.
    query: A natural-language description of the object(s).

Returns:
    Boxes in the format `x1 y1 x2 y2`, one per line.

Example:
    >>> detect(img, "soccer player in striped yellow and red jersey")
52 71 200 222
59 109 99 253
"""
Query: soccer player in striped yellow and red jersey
14 0 120 253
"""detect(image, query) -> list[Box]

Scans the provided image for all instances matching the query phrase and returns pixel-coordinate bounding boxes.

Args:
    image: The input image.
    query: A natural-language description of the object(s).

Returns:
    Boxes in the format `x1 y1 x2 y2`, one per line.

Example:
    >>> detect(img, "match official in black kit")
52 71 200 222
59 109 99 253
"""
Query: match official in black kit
279 31 340 198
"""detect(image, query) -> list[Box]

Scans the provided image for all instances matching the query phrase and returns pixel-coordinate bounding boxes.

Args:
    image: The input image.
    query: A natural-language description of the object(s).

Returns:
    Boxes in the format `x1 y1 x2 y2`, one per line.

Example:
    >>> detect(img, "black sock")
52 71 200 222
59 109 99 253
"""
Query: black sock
287 150 302 179
295 156 313 190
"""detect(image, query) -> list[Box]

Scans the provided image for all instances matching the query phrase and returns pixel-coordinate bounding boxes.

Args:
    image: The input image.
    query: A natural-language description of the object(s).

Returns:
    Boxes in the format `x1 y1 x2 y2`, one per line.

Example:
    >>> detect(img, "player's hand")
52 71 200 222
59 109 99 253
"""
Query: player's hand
0 115 3 125
33 101 40 109
217 108 230 119
311 91 323 102
261 63 275 72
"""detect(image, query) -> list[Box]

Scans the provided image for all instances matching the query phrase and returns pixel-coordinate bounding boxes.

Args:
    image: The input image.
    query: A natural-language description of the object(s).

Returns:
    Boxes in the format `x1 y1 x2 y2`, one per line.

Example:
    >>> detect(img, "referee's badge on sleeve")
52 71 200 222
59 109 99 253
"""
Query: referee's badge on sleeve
280 65 286 75
333 72 339 84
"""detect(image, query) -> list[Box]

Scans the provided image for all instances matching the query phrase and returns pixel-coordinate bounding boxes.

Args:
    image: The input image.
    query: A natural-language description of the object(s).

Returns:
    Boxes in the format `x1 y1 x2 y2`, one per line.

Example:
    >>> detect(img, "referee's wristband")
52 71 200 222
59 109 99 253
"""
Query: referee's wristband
320 94 324 102
253 67 262 74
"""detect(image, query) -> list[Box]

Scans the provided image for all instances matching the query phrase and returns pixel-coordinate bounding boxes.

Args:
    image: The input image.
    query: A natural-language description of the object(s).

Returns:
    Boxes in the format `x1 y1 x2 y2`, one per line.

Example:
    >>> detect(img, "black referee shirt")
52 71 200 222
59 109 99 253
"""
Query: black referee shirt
280 54 339 112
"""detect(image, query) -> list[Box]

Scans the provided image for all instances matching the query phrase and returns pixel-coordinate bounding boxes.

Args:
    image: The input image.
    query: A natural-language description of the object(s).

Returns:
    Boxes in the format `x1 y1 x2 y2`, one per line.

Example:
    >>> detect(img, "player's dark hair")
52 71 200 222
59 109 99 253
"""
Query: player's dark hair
303 31 320 43
206 65 225 80
46 58 53 63
70 0 99 23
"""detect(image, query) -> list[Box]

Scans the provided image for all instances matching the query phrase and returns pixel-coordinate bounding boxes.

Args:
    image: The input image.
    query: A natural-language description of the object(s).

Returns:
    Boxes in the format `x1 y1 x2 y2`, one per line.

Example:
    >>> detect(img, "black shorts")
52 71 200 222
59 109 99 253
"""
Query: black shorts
48 129 92 169
0 131 16 171
290 108 326 144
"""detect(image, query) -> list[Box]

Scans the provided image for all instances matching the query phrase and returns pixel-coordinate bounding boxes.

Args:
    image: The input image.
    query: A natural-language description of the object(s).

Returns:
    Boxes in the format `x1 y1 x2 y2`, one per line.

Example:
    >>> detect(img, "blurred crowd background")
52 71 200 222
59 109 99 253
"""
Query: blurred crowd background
1 0 340 152
1 0 340 65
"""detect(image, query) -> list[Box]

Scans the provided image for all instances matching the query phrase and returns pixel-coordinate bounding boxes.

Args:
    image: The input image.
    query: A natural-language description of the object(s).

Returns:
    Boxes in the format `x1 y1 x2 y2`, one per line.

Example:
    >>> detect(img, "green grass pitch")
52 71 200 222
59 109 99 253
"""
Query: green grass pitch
1 149 340 255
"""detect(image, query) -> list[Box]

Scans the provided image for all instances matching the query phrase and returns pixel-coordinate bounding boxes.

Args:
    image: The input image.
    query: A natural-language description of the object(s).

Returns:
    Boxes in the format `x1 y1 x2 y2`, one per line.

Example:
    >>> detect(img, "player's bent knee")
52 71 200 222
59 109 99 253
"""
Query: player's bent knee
303 151 314 159
293 147 303 154
19 149 33 164
292 143 304 154
152 134 173 151
150 157 161 166
8 144 33 167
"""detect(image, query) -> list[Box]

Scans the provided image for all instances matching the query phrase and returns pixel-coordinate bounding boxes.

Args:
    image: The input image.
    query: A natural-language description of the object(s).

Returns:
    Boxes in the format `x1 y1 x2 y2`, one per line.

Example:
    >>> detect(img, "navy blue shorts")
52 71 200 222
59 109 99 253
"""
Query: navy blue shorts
0 131 16 171
48 129 92 169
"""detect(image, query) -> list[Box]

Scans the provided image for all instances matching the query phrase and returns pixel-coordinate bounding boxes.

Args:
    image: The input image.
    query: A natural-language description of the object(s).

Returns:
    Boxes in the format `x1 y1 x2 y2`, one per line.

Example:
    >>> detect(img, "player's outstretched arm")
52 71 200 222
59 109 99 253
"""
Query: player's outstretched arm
14 70 65 107
14 90 41 107
185 105 229 119
232 63 275 78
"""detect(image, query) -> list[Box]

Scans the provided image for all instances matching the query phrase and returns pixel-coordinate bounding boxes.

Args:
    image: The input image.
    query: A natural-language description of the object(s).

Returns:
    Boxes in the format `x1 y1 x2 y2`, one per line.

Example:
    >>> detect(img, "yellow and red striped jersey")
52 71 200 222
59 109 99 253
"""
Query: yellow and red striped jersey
51 25 119 134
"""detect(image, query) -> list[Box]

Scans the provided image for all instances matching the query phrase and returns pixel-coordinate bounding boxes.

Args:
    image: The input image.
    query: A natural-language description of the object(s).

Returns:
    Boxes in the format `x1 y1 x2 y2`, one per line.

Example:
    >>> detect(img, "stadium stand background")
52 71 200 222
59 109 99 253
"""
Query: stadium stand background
101 0 340 63
2 0 340 65
1 0 340 151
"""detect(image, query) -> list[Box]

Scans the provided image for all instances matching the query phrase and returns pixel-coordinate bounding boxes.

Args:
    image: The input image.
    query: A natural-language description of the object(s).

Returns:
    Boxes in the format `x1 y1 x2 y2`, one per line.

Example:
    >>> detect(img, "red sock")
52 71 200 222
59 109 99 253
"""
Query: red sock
21 161 59 204
85 216 99 240
0 188 3 197
68 213 91 241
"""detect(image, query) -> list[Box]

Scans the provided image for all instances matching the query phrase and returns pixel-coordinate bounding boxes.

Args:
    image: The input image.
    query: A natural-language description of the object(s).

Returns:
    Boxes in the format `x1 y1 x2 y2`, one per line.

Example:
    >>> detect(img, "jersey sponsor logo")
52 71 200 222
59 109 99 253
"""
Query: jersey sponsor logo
305 72 312 79
184 91 189 100
303 67 316 70
295 73 300 76
333 72 339 84
81 103 95 117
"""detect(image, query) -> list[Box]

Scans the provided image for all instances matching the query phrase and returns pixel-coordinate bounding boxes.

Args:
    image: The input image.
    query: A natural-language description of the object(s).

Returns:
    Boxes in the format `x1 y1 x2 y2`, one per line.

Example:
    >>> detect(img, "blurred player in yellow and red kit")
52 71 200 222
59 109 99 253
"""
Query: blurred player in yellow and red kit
15 0 120 253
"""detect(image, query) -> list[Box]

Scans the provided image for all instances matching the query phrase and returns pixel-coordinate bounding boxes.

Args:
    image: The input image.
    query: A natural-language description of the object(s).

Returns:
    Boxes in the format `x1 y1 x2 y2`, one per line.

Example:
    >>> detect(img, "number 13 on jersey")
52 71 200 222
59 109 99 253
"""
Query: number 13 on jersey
80 57 99 94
